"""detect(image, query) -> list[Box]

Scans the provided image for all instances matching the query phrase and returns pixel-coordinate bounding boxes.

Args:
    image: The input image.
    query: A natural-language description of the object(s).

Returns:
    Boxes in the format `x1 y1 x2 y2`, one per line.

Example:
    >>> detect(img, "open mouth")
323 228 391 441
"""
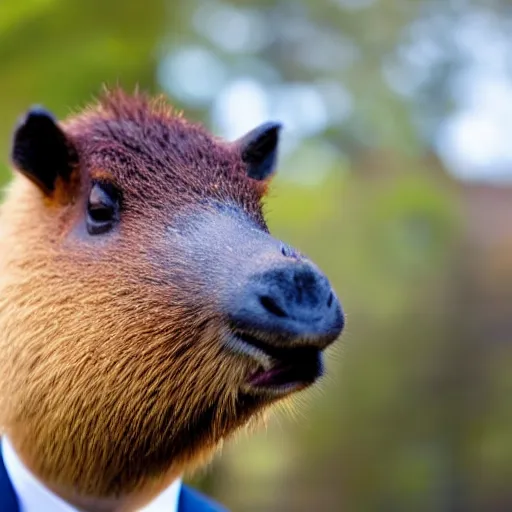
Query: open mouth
228 331 325 395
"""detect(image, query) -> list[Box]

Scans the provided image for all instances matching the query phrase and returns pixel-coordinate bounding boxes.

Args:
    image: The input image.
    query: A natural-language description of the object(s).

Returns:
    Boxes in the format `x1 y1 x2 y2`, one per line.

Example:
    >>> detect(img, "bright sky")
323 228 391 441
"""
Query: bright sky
437 77 512 183
435 12 512 183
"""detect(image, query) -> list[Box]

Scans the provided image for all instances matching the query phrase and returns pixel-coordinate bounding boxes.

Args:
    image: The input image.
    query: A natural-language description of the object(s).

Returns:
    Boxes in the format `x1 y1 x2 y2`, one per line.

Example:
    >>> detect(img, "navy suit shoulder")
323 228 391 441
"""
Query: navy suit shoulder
179 485 229 512
0 445 19 512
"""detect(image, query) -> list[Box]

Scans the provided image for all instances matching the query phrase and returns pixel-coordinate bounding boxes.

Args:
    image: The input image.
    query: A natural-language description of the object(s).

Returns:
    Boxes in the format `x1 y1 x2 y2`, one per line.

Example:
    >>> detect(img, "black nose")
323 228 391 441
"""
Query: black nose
228 261 344 349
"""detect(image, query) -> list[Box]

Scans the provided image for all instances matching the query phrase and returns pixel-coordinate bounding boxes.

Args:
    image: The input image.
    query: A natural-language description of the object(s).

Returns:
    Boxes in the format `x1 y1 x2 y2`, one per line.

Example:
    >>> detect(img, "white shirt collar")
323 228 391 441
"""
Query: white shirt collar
2 437 182 512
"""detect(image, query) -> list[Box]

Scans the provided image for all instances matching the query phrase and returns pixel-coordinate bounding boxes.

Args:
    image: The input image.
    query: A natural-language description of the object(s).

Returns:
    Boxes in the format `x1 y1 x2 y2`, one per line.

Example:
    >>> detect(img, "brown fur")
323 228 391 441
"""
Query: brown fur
0 89 276 504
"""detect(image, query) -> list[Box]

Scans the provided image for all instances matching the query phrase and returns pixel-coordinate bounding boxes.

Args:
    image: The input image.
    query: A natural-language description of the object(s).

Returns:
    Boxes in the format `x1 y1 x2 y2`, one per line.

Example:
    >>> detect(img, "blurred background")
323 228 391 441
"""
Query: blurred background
1 0 512 510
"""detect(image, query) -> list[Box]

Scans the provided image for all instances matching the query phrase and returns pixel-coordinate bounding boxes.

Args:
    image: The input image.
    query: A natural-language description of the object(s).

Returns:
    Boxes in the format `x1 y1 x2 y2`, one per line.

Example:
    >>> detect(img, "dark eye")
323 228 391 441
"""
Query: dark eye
86 182 121 235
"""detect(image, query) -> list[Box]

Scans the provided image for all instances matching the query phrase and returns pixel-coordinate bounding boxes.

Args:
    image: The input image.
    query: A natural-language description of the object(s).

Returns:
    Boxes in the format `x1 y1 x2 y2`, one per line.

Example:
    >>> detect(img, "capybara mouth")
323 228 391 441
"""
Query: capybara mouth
226 331 324 396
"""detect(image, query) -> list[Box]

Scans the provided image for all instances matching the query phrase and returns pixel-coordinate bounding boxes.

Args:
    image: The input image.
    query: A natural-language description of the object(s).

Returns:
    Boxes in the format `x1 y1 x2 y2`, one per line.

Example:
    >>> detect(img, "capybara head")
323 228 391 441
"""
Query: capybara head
0 89 344 502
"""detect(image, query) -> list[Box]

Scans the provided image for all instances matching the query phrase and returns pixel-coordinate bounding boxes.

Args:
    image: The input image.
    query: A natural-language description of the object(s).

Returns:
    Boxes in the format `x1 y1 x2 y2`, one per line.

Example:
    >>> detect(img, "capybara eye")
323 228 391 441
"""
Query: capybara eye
86 182 120 235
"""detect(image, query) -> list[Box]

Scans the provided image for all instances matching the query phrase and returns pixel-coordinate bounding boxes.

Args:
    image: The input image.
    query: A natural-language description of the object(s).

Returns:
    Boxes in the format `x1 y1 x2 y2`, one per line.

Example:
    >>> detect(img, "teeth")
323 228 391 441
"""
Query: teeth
225 335 273 369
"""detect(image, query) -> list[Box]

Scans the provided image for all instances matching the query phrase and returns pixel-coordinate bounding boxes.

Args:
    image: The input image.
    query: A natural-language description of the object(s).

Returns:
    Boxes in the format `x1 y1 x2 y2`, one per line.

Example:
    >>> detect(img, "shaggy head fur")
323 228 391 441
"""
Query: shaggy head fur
0 89 342 506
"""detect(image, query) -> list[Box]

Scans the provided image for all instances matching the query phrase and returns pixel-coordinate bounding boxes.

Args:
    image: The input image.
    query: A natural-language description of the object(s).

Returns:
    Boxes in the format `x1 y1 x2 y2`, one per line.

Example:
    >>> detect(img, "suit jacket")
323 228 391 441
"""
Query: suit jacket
0 447 227 512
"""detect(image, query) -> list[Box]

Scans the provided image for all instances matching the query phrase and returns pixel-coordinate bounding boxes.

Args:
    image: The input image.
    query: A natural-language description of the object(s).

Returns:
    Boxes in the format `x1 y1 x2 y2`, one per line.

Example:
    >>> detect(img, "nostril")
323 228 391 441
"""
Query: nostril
280 243 297 259
259 295 287 318
327 292 333 308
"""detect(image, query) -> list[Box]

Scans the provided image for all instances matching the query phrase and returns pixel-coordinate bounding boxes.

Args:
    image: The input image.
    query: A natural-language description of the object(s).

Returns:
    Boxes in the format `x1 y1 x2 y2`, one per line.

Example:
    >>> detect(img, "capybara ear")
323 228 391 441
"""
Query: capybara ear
11 106 78 194
235 121 282 181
